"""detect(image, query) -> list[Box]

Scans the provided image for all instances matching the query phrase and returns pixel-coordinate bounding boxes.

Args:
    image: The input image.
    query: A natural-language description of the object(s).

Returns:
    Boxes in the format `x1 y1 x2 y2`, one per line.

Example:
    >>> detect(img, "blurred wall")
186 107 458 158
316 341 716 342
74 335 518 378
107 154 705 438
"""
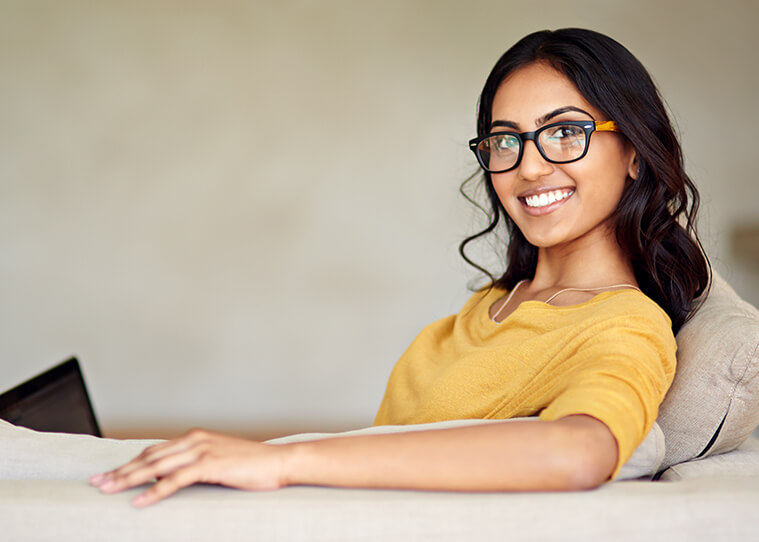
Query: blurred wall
1 0 757 436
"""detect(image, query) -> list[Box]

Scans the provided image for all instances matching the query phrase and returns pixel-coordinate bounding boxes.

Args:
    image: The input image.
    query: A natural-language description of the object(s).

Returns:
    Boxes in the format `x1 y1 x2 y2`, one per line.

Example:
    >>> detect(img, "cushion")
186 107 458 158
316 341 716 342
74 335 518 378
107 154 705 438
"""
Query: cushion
0 418 160 480
658 436 759 481
3 474 759 541
657 272 759 469
0 417 664 481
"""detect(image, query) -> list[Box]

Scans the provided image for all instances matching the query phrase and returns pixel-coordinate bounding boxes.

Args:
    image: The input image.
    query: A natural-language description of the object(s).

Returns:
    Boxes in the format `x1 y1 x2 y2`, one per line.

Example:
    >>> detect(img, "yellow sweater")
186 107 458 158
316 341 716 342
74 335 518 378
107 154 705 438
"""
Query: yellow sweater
374 286 677 477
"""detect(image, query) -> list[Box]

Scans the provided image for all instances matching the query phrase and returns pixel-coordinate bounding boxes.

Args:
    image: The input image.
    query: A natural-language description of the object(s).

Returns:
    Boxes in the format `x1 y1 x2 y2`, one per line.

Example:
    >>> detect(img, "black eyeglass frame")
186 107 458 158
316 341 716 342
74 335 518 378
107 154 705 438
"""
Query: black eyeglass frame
468 120 621 174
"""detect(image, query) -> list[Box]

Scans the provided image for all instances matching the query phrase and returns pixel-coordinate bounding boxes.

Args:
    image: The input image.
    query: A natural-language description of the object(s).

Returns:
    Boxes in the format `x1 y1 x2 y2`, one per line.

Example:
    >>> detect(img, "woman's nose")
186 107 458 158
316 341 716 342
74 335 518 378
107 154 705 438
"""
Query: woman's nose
517 140 553 181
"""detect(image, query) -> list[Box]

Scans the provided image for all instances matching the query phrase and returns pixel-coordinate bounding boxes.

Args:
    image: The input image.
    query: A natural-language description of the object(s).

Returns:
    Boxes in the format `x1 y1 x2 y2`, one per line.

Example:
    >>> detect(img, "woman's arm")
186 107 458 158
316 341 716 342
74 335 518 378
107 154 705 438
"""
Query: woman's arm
91 414 617 507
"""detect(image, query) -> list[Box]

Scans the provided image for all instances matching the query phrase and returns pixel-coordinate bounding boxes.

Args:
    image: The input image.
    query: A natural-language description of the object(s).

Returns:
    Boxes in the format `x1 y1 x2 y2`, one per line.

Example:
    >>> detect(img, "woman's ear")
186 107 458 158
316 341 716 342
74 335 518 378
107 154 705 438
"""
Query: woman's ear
627 150 639 181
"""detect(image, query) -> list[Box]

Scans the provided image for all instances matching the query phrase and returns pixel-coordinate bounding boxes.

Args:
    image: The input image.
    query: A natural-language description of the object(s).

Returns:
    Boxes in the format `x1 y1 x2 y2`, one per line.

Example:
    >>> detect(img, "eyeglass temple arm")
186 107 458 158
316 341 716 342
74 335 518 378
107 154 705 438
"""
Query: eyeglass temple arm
595 120 620 132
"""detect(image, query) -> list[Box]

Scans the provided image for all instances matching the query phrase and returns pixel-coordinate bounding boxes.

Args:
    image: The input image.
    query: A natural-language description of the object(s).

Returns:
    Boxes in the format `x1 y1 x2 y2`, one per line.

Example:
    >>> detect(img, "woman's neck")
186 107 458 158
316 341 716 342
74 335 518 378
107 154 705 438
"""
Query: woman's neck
530 230 636 291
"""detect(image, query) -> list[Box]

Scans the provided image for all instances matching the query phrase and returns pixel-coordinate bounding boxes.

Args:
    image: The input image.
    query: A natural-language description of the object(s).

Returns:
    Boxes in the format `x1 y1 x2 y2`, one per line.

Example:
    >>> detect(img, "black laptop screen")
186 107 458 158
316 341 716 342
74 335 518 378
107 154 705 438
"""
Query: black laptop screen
0 357 102 437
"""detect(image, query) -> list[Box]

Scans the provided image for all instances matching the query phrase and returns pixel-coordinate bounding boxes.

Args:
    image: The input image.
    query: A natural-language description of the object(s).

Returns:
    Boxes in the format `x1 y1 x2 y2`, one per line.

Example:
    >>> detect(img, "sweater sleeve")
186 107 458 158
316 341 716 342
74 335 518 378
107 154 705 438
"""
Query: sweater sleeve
538 307 677 479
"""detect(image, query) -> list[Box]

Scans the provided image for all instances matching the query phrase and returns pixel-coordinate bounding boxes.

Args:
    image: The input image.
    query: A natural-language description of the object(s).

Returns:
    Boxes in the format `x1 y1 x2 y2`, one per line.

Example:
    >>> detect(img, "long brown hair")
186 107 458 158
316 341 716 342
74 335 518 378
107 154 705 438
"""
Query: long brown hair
459 28 710 333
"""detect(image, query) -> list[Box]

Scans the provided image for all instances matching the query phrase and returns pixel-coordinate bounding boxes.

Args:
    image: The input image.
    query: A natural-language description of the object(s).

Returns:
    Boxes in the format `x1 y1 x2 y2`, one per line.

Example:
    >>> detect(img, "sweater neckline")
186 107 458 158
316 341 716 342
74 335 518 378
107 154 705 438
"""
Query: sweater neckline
485 286 644 326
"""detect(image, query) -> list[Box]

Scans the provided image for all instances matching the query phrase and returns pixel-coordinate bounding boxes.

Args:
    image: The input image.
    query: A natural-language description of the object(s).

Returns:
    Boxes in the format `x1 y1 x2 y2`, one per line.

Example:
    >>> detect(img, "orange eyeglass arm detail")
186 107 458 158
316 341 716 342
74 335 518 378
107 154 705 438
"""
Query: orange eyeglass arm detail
595 120 621 132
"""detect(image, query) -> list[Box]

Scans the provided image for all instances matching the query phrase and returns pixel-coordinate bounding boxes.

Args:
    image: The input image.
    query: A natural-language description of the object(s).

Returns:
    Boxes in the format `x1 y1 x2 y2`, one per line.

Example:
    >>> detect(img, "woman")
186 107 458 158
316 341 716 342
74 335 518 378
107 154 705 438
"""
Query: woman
90 28 709 507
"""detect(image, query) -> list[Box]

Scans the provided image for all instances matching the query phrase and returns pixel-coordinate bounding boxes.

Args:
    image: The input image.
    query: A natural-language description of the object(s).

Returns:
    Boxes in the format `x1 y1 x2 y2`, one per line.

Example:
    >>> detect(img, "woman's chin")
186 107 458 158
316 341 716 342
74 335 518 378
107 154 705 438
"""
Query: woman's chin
512 221 569 249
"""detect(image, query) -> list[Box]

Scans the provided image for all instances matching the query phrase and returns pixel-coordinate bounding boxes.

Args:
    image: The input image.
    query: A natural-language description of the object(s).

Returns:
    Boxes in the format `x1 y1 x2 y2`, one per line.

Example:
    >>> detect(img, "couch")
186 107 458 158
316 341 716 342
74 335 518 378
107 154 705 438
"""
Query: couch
2 273 758 541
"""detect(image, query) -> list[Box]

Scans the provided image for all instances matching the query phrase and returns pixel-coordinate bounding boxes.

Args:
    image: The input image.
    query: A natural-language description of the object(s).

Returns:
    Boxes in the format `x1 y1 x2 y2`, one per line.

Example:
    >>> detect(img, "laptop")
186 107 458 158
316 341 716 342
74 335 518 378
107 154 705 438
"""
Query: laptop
0 357 102 437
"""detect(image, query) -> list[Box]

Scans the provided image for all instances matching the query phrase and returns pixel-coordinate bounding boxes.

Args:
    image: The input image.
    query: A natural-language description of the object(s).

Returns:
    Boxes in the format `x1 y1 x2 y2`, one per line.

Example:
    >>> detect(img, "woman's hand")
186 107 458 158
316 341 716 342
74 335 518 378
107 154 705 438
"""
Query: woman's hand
89 429 291 507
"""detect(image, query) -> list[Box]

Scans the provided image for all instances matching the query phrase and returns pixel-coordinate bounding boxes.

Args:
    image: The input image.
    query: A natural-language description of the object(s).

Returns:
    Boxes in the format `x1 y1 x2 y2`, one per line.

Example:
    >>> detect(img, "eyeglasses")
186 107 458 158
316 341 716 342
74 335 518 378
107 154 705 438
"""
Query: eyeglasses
468 120 621 173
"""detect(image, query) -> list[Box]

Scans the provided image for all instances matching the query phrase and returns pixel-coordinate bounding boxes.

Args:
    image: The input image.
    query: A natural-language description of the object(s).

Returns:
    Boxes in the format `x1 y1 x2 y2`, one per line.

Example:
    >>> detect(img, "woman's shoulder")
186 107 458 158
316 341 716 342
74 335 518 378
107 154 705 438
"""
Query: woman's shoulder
459 284 507 314
573 289 674 336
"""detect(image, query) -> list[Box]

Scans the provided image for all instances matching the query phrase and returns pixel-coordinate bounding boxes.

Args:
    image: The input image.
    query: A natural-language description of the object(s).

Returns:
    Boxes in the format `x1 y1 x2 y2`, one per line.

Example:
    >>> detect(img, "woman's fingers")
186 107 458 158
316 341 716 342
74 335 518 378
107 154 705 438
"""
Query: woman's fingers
91 429 291 506
90 429 213 489
131 463 206 507
97 446 204 494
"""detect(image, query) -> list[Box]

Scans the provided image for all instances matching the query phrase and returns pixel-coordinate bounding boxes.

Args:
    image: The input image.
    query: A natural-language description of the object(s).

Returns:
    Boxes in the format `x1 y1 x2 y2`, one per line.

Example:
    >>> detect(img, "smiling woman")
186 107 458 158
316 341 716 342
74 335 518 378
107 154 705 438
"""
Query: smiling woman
90 28 710 508
486 64 636 254
461 30 709 331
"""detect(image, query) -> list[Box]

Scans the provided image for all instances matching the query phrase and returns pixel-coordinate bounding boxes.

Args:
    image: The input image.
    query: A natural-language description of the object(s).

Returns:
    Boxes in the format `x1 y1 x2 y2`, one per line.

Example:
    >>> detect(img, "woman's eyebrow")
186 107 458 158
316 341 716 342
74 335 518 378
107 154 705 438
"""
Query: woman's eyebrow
535 106 593 126
490 119 519 130
490 106 594 132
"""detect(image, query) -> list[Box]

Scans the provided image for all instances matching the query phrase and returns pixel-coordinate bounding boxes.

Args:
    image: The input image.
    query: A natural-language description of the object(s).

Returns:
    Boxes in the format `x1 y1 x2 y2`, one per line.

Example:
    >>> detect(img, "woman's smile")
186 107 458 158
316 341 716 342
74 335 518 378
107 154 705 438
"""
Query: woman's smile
518 187 575 216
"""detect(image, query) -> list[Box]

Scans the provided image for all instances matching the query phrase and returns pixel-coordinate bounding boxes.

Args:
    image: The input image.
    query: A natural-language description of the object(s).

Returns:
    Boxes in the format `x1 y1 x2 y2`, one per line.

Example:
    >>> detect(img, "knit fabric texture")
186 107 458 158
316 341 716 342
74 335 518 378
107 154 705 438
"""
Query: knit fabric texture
374 287 676 477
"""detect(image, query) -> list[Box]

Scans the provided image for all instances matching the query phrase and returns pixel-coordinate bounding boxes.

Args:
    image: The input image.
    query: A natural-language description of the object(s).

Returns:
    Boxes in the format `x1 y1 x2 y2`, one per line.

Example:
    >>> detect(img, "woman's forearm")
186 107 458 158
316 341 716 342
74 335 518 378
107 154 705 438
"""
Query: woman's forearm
282 415 618 492
91 415 618 507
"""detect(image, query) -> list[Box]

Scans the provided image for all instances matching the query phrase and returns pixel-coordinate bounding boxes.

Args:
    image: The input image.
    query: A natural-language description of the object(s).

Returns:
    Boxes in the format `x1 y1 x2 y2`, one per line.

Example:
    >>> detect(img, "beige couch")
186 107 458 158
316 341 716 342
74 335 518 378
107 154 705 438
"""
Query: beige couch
2 273 758 540
1 418 758 541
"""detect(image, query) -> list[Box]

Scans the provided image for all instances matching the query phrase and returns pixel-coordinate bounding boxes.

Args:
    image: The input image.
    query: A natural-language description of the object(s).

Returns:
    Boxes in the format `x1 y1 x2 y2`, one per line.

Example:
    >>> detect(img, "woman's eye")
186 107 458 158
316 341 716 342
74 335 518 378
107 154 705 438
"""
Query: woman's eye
545 125 583 140
492 135 518 151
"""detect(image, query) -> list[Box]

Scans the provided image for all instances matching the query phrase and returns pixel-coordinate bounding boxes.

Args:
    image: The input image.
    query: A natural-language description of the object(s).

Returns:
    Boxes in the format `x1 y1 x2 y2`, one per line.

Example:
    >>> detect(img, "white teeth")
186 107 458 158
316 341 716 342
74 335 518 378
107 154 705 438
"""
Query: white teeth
524 190 573 208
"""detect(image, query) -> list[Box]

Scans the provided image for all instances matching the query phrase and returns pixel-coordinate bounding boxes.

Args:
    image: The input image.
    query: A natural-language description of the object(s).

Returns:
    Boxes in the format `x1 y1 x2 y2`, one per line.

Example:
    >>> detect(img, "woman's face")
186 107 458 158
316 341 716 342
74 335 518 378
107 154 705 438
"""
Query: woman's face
489 62 637 251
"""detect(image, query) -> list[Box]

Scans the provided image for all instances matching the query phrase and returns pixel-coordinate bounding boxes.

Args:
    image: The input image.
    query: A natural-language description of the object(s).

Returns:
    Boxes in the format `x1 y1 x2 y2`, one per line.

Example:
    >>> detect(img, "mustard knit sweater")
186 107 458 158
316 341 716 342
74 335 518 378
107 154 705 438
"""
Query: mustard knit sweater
373 287 677 477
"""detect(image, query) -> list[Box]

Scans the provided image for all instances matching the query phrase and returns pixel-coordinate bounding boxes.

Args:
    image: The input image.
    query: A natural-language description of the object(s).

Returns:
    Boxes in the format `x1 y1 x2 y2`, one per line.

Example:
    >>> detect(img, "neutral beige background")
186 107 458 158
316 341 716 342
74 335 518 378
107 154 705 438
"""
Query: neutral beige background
1 0 757 436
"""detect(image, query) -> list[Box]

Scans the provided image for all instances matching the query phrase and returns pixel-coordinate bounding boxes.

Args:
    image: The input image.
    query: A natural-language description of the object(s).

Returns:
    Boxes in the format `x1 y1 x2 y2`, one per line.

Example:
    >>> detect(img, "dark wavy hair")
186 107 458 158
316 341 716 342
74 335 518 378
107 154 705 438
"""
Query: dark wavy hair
459 28 710 333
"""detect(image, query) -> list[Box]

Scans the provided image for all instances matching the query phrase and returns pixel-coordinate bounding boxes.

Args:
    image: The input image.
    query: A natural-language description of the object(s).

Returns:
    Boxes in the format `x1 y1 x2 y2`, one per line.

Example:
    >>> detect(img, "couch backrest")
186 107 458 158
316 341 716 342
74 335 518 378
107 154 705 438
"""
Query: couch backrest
658 272 759 469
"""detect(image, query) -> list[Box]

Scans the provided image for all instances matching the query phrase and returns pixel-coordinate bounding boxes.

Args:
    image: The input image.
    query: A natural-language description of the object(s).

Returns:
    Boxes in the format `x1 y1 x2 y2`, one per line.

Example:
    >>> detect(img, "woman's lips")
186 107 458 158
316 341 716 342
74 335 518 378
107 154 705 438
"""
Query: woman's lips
518 188 575 216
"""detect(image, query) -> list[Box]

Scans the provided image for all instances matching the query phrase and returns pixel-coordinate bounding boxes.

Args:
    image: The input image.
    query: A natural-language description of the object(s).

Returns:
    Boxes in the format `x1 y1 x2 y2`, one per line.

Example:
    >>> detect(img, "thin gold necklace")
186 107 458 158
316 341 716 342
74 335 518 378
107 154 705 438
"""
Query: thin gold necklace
490 280 641 323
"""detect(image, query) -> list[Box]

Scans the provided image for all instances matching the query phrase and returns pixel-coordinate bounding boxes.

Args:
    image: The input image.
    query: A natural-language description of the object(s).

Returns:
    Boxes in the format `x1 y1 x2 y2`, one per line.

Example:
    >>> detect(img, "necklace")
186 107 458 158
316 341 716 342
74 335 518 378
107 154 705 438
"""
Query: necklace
490 280 641 323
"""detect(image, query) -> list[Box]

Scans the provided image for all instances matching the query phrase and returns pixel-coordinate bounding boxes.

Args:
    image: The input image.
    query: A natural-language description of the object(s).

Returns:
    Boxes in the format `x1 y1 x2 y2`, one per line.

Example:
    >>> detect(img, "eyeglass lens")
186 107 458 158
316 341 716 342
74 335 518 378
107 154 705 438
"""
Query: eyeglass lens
477 124 588 172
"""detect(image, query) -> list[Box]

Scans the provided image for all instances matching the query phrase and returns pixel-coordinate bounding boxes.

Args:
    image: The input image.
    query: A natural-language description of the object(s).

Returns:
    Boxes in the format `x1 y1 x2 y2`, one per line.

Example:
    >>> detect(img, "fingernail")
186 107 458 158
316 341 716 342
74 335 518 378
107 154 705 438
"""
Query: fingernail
132 494 148 507
99 479 116 492
89 473 104 485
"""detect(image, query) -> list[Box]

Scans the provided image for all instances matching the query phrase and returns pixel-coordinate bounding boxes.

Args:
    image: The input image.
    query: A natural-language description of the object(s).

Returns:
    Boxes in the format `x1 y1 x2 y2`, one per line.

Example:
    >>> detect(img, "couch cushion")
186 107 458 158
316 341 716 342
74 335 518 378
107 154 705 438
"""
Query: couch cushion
0 418 160 480
657 272 759 469
3 475 759 541
658 436 759 481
